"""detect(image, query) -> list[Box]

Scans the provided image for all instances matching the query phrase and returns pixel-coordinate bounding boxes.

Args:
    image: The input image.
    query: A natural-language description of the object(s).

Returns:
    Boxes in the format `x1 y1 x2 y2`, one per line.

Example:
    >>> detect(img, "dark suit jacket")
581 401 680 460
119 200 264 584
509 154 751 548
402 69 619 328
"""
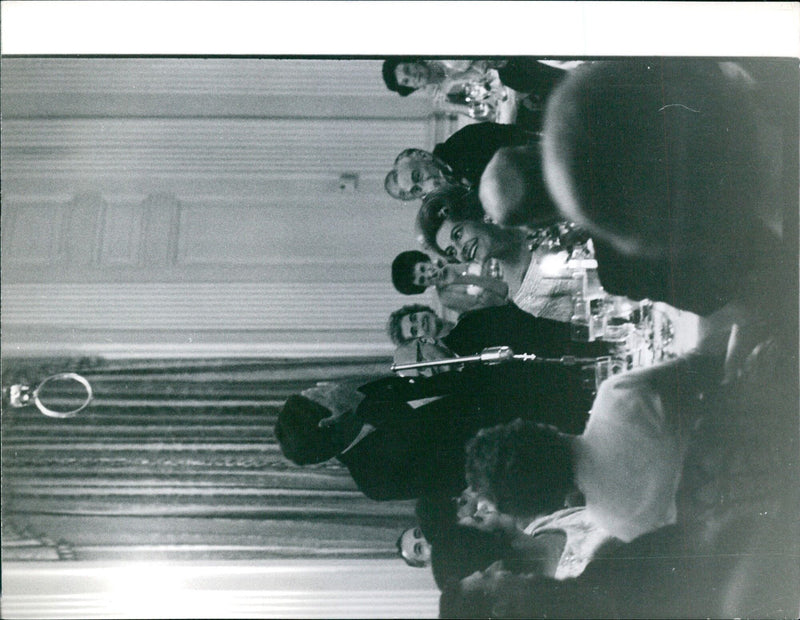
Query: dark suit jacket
337 393 478 501
432 122 527 187
442 302 610 359
335 359 594 501
334 303 614 501
497 58 569 98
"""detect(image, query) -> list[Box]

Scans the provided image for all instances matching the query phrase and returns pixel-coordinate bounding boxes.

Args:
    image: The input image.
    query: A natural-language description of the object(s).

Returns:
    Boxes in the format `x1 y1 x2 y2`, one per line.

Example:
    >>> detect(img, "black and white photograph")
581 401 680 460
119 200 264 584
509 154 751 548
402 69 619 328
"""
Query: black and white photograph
2 2 799 618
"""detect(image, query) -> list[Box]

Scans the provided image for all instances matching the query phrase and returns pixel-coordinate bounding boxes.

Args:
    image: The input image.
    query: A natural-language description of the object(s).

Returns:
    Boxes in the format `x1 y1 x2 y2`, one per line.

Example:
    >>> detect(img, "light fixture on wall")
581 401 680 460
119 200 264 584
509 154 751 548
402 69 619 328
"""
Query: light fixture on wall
338 173 359 194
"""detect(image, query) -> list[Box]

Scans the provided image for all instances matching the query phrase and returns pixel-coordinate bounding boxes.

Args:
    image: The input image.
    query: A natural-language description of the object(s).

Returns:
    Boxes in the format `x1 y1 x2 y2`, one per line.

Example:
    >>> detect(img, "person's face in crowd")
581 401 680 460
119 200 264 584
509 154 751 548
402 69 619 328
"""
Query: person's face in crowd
437 219 499 265
412 259 444 288
394 62 430 89
399 526 432 567
399 309 442 342
456 487 516 533
395 156 446 200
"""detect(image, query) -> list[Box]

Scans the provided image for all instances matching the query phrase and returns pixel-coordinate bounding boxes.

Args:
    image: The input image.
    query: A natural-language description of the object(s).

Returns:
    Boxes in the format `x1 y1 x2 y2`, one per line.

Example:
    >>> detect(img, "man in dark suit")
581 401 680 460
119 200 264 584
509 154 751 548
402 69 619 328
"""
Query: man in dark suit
441 302 609 360
274 356 596 502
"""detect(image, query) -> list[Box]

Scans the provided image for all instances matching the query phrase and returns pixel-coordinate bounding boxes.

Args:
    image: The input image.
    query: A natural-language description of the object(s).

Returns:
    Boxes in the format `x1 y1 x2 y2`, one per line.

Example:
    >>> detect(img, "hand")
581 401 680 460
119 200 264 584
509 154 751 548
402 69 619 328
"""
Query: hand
302 381 364 428
393 339 457 377
456 489 517 535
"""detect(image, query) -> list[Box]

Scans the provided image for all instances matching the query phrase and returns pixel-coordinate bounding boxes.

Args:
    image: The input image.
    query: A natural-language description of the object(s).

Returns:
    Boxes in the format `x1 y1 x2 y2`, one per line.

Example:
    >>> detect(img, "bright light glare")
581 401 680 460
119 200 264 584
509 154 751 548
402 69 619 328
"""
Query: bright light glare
539 251 569 276
105 564 227 619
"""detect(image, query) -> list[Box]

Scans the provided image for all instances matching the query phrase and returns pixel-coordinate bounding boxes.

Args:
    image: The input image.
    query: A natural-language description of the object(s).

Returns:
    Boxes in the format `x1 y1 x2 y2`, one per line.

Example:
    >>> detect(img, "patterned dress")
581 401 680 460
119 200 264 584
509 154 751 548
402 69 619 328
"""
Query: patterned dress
512 245 580 322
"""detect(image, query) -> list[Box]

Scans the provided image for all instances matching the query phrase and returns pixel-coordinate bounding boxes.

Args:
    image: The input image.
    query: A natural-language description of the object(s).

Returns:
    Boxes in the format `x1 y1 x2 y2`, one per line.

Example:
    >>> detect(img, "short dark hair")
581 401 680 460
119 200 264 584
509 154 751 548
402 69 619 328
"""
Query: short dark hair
274 395 339 465
465 419 573 518
416 185 485 257
391 250 431 295
416 496 513 593
387 303 437 345
382 58 422 97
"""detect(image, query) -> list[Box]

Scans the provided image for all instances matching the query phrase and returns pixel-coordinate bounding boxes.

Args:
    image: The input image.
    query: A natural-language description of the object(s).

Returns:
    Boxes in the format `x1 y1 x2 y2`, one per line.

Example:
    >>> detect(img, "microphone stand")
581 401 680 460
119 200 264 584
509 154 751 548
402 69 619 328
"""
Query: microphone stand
390 346 603 374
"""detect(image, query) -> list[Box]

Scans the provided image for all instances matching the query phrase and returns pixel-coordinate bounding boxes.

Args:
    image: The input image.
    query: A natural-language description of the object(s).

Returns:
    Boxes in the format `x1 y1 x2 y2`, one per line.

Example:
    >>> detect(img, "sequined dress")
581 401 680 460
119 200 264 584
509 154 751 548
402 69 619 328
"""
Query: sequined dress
512 245 580 322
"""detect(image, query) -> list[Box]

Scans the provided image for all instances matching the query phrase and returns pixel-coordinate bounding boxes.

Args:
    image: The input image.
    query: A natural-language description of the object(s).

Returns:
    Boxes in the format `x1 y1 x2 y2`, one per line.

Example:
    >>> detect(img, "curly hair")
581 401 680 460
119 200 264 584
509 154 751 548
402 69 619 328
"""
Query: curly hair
391 250 431 295
416 185 485 258
464 419 573 518
382 58 423 97
386 303 437 346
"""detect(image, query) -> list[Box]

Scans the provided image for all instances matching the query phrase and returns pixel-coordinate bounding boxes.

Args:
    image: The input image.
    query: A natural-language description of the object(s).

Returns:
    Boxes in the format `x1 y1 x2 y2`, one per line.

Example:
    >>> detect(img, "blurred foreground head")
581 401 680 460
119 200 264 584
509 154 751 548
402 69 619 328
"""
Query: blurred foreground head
541 60 766 261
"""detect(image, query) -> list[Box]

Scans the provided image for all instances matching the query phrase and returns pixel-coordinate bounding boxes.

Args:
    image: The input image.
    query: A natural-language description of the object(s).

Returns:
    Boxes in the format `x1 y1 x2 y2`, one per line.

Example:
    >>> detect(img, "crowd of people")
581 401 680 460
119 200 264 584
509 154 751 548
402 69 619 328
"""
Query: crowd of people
274 58 798 618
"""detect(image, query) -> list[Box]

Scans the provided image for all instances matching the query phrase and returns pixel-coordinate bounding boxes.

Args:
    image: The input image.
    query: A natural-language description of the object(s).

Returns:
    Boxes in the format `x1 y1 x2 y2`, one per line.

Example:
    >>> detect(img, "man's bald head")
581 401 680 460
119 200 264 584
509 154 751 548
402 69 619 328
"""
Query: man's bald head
541 60 762 260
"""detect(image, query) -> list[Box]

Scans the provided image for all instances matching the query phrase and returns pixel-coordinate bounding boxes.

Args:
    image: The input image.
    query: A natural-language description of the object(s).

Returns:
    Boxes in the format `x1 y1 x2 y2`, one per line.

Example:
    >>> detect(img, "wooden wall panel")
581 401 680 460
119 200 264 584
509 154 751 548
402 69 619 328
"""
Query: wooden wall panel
1 282 428 330
0 116 434 204
2 205 63 265
140 193 180 266
98 204 143 266
2 560 440 619
63 194 105 267
0 58 444 357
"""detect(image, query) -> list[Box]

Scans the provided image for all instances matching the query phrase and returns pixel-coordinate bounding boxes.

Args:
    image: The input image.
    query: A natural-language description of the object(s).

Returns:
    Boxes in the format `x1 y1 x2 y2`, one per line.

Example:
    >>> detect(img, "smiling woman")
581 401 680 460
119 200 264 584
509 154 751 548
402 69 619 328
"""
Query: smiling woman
417 186 586 323
3 10 799 617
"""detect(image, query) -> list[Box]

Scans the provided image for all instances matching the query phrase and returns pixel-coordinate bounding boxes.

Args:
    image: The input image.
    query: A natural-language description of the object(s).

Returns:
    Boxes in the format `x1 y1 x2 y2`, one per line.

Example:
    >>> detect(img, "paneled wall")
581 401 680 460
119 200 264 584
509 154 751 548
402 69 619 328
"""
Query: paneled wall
1 58 458 357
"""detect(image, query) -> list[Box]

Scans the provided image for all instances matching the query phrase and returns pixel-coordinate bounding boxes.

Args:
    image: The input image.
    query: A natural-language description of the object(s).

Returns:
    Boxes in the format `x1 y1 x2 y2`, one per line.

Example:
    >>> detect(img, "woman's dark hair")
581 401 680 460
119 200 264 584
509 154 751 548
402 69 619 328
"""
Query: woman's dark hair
465 419 573 518
416 185 485 258
382 58 423 96
391 250 431 295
